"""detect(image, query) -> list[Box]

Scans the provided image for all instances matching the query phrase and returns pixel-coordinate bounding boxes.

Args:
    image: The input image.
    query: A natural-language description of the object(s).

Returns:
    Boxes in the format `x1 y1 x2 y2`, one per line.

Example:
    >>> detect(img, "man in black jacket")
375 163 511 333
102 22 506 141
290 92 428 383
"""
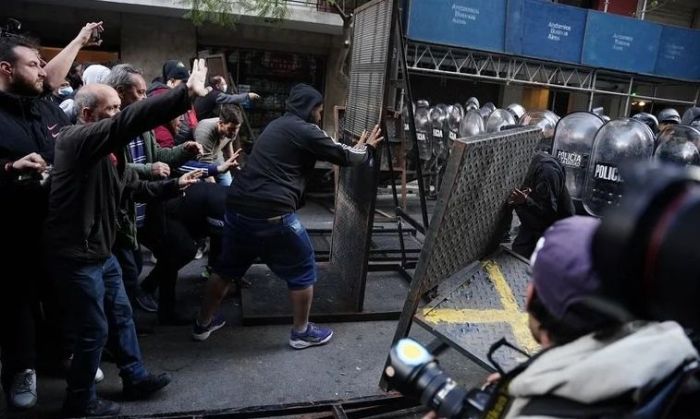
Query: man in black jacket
0 35 71 409
45 60 209 416
193 83 383 349
193 75 259 120
508 152 575 258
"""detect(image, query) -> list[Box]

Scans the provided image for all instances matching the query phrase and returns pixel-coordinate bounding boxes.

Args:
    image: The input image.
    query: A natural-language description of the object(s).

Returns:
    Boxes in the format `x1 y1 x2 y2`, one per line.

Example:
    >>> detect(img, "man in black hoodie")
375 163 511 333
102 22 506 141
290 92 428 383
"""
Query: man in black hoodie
193 83 383 349
508 152 574 258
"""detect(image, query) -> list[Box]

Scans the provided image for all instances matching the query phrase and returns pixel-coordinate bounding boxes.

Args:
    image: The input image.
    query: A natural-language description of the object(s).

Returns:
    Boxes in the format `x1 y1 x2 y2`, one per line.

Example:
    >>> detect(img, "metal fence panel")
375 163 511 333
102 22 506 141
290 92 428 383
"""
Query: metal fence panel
329 0 394 311
415 127 542 292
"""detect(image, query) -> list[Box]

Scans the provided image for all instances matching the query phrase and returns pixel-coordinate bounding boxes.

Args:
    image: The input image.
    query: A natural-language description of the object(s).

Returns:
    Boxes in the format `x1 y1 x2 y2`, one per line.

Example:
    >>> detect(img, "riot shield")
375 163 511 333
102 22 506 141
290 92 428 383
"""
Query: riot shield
486 109 517 133
506 103 526 122
429 105 449 197
414 100 432 162
458 110 485 138
430 105 449 161
401 102 415 154
551 112 606 200
445 104 464 146
520 110 560 139
654 124 700 167
479 102 496 122
582 118 654 216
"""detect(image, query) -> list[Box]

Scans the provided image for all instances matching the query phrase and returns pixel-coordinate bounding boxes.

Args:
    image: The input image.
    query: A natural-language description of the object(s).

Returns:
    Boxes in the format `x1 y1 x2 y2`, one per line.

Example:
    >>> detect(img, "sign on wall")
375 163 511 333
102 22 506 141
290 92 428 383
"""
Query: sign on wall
506 0 587 64
581 10 662 74
654 26 700 81
406 0 507 53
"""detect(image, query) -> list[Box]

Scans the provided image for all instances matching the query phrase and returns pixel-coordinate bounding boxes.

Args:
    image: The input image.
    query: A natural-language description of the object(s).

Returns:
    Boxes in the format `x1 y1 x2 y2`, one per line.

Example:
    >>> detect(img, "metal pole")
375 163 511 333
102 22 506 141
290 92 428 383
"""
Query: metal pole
396 15 430 229
624 76 634 116
588 71 597 111
640 0 648 20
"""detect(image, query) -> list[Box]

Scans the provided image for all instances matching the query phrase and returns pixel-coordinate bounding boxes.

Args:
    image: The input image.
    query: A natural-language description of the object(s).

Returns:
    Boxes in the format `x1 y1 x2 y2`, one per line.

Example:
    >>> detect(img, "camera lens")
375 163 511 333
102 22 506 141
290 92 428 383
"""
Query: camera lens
386 339 471 418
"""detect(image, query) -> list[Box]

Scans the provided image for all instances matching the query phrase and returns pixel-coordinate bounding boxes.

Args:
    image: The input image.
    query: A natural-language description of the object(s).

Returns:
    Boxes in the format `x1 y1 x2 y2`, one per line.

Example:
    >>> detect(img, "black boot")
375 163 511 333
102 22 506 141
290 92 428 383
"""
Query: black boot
122 372 171 400
63 398 121 417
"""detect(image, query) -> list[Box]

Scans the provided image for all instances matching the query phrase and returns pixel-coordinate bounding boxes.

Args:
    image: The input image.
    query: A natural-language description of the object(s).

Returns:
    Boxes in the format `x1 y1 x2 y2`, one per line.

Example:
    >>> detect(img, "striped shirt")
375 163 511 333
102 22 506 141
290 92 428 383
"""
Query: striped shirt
128 136 147 227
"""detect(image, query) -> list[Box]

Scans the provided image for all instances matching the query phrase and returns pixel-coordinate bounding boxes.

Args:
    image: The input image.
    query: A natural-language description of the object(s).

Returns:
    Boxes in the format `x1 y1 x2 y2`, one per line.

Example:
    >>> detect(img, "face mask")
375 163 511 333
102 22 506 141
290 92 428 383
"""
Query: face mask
220 84 228 92
58 86 73 98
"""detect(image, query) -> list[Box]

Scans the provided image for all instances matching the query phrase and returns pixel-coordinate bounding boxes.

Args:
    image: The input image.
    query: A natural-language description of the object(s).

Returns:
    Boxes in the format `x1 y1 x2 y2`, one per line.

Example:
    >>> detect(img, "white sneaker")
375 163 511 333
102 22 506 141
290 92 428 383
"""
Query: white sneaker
63 355 105 383
9 369 37 409
95 367 105 383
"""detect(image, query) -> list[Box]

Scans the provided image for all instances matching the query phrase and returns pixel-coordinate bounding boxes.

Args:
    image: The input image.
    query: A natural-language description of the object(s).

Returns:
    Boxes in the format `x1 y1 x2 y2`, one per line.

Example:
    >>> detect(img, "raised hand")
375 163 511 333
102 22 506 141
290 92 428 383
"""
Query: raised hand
187 58 208 97
76 22 104 47
365 124 384 148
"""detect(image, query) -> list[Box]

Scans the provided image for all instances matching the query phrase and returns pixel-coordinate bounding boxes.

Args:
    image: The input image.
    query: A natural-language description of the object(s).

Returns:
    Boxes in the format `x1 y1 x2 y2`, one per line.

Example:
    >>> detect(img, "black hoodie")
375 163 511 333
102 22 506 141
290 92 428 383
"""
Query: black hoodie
227 84 370 217
516 152 575 233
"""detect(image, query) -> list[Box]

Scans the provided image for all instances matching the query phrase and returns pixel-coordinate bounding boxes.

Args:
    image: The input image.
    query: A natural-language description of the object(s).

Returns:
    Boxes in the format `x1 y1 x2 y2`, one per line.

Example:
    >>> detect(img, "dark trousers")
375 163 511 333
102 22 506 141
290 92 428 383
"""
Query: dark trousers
0 281 36 388
52 255 147 408
113 243 143 305
140 218 198 317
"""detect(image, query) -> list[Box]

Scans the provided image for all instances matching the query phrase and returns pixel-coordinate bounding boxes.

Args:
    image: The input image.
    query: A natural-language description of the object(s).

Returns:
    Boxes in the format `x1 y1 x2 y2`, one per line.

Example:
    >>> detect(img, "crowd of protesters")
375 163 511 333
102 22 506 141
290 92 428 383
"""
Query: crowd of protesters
0 19 382 417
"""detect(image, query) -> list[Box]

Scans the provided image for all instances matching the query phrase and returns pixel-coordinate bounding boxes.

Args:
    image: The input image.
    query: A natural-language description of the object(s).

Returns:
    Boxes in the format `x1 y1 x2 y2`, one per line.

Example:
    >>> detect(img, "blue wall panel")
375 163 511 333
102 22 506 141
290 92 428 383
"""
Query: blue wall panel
406 0 507 53
654 26 700 81
582 10 662 74
506 0 587 64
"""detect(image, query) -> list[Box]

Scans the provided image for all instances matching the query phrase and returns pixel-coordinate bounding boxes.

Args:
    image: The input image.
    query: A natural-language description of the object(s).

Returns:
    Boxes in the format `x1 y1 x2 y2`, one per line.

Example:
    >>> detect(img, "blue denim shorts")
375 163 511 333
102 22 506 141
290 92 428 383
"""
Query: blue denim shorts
212 210 317 290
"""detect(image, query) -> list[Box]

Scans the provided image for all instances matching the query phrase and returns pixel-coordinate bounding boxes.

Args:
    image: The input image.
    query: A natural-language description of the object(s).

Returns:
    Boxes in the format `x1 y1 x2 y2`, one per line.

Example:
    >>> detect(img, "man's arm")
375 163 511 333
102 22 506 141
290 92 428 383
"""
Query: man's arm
43 22 103 90
69 85 192 165
514 168 562 231
123 165 202 203
297 124 383 167
215 92 250 105
66 58 209 166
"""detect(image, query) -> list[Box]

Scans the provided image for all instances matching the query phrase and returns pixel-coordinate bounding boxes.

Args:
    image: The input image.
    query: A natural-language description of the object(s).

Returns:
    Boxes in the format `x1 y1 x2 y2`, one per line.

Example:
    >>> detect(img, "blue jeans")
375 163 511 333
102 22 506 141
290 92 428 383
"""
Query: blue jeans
52 255 147 408
217 171 232 186
112 244 143 305
213 211 317 290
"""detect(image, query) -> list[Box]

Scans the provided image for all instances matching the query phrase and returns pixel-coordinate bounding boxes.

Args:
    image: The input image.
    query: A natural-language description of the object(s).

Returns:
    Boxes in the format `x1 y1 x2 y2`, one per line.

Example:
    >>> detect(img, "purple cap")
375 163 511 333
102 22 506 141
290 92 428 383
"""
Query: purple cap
530 216 601 320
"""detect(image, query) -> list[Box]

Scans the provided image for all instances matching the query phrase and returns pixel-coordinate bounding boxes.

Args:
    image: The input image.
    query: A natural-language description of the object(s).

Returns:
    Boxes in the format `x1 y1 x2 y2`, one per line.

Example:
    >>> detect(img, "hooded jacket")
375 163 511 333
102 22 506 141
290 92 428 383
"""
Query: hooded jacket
227 84 371 217
504 321 698 418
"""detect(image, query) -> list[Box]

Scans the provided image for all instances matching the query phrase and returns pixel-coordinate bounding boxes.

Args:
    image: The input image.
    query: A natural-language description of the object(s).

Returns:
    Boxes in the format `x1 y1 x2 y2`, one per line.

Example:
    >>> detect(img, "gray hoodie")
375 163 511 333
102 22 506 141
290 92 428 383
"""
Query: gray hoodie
505 321 698 418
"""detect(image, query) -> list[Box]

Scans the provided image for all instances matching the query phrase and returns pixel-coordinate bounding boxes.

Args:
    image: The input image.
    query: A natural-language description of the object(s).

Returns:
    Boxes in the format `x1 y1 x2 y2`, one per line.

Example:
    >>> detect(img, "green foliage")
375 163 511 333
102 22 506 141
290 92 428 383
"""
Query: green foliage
183 0 337 27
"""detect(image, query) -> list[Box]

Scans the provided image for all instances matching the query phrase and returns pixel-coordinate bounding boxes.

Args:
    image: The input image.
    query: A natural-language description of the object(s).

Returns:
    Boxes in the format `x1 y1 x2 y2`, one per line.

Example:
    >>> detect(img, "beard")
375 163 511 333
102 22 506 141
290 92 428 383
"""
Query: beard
11 75 44 97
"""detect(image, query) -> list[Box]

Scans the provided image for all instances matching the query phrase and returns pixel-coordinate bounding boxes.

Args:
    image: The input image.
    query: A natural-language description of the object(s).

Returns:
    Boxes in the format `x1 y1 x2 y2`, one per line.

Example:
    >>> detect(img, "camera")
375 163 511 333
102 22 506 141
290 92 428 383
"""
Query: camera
384 338 497 419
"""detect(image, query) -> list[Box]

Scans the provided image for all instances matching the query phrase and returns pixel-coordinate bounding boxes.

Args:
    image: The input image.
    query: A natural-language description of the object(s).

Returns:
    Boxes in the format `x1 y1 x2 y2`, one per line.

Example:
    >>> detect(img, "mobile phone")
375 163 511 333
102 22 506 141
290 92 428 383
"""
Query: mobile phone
89 28 101 43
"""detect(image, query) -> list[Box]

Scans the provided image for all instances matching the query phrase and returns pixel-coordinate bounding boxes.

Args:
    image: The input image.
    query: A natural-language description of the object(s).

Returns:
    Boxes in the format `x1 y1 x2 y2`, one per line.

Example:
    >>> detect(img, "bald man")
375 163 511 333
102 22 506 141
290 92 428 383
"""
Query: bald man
45 60 210 417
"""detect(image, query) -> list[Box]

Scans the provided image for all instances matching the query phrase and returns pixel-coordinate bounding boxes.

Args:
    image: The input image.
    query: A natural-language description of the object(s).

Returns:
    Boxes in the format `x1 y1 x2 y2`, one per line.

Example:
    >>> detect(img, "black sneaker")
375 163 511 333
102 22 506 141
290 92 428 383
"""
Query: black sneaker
122 373 171 401
63 398 121 417
191 314 226 341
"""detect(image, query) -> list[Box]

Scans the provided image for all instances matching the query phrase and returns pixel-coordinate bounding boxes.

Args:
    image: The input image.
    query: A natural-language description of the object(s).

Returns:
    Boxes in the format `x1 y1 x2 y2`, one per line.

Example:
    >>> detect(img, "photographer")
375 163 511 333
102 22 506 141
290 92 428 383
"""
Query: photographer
420 216 698 418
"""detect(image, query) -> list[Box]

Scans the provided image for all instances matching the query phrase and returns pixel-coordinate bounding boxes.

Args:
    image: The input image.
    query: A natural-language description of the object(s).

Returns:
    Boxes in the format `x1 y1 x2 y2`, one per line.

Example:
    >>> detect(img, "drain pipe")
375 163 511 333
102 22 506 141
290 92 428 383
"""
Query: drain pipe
604 0 609 13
